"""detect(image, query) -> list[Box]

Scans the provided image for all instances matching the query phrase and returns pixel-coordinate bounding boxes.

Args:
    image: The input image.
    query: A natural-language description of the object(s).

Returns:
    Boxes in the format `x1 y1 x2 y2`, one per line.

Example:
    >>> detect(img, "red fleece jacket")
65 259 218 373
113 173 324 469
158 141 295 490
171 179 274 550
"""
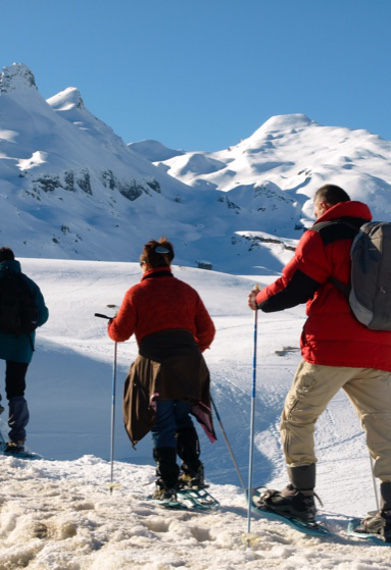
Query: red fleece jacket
256 201 391 372
108 267 215 352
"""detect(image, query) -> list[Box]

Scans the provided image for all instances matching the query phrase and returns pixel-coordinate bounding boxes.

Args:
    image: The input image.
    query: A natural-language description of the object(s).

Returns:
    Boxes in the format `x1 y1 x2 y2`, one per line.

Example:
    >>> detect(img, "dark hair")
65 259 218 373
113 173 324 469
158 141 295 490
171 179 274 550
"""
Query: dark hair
140 237 174 268
314 184 350 205
0 247 15 262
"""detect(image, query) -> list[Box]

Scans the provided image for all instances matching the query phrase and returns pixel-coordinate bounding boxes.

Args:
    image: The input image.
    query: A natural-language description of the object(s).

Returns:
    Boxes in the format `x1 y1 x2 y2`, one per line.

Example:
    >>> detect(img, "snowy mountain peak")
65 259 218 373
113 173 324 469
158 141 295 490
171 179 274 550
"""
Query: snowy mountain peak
0 62 37 93
47 87 85 112
247 113 314 142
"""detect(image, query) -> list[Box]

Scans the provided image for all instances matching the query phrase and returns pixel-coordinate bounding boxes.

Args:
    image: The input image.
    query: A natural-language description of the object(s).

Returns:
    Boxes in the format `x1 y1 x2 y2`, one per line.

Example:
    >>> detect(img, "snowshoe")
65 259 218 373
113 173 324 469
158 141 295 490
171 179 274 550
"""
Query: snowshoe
348 510 391 544
248 487 330 537
4 441 26 455
256 484 317 522
0 440 41 460
146 487 219 511
177 488 219 510
148 487 185 509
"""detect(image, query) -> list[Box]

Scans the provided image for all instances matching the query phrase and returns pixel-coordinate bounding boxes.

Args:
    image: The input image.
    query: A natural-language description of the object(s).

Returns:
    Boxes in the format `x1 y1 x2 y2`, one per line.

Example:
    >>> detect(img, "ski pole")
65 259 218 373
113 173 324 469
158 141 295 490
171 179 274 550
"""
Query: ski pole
247 284 260 537
95 308 119 493
109 340 118 494
369 454 380 511
210 395 246 491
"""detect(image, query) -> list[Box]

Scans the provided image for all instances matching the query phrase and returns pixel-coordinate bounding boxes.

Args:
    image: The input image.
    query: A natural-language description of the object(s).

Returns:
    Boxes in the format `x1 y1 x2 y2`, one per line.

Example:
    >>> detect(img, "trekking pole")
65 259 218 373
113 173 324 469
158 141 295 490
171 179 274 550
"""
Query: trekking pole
247 284 260 537
95 307 119 494
210 395 246 491
109 340 118 494
369 455 380 511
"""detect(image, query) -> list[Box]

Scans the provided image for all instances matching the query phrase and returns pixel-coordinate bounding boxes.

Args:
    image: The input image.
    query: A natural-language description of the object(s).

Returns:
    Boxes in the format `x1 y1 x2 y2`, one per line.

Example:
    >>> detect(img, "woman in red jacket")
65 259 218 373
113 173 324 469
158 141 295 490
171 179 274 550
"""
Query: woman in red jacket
108 238 216 501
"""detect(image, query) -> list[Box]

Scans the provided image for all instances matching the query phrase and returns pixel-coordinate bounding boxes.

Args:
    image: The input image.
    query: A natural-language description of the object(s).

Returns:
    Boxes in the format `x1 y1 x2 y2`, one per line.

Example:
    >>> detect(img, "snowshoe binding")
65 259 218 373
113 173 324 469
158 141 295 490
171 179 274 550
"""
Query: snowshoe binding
248 486 330 537
348 510 391 544
178 463 207 490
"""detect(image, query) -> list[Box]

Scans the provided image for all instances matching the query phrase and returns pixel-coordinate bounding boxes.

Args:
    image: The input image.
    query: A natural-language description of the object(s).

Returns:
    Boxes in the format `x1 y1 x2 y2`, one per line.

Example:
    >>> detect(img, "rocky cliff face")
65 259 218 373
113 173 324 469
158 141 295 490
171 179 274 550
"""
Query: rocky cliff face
0 63 37 92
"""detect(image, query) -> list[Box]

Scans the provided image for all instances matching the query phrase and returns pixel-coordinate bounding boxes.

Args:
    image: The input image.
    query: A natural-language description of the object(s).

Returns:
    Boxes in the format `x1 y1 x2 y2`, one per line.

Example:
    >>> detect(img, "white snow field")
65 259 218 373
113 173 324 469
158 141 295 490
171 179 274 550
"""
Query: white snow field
0 258 388 569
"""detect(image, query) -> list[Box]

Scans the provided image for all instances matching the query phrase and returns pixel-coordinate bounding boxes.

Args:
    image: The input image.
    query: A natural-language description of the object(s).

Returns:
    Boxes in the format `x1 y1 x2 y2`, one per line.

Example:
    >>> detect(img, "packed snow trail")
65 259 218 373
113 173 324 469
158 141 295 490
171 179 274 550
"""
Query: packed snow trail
0 456 389 570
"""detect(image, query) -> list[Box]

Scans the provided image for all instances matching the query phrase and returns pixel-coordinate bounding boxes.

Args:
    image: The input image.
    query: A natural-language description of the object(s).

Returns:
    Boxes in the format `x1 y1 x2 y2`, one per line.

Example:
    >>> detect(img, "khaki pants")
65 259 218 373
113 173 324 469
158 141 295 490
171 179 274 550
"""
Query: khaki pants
281 360 391 482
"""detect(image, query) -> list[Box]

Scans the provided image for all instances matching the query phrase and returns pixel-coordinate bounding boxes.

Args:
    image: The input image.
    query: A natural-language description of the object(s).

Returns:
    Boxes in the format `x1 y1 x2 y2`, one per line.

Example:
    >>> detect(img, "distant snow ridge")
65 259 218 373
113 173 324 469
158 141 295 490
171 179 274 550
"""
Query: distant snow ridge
128 139 185 162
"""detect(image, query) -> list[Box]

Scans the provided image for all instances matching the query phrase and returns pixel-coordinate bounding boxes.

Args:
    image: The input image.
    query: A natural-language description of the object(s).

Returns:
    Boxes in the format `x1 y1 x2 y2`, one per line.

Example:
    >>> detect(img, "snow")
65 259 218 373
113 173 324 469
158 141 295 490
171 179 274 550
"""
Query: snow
0 257 388 568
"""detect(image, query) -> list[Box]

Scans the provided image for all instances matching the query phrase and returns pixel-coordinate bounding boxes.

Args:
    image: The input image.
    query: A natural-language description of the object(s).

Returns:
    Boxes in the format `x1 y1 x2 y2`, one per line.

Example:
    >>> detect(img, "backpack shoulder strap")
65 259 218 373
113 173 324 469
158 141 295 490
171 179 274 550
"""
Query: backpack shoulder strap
329 275 350 297
324 218 366 297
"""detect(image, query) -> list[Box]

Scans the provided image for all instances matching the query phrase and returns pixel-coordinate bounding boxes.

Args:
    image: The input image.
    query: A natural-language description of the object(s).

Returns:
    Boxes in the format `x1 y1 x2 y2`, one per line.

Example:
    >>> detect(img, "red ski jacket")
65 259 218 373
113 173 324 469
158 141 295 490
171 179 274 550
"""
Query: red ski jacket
255 201 391 372
108 266 215 352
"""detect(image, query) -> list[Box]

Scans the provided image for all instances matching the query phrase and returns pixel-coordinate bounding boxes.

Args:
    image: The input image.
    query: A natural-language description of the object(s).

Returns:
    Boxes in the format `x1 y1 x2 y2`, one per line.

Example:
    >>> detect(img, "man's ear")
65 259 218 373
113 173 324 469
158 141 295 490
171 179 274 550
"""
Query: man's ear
322 201 333 212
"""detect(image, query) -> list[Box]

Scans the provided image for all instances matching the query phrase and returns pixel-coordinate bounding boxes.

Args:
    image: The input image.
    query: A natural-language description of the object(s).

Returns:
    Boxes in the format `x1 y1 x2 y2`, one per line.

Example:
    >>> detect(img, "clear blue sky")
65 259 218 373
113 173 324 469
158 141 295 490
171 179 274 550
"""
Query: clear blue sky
2 0 391 151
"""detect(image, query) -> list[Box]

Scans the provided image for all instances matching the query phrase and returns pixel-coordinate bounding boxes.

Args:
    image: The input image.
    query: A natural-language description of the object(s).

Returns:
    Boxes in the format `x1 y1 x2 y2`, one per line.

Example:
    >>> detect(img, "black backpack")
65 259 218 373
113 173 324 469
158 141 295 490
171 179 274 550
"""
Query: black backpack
331 221 391 331
0 270 39 335
348 221 391 330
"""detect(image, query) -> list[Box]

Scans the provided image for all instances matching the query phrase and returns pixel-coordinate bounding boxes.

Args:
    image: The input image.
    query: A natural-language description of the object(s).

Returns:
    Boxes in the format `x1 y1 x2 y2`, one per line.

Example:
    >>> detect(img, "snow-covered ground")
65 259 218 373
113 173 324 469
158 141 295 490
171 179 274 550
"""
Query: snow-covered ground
0 258 388 569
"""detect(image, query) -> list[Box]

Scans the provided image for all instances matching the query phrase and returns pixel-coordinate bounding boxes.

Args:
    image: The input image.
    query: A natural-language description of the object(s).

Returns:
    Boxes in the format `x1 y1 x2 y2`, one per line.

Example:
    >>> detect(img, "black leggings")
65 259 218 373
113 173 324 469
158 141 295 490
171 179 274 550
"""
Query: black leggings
4 361 29 442
5 361 28 399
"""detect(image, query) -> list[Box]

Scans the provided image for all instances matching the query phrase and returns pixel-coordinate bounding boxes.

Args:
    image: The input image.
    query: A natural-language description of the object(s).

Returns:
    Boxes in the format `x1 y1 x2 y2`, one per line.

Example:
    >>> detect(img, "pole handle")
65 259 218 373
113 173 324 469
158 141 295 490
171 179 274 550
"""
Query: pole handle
94 313 111 320
252 283 260 311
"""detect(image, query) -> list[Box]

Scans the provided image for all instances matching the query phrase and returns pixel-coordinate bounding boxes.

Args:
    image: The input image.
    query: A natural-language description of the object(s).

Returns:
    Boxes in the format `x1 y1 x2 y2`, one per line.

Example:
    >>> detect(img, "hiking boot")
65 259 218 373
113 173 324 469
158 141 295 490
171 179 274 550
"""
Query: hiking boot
4 441 25 454
178 463 206 490
255 484 317 523
381 482 391 541
153 447 179 490
152 479 177 502
359 510 391 542
152 488 177 501
383 510 391 542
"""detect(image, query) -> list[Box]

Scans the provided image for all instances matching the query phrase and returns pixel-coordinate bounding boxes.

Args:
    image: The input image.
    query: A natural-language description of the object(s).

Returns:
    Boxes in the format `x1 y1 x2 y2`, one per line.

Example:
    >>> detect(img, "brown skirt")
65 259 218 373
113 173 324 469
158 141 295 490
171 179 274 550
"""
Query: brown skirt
122 329 216 446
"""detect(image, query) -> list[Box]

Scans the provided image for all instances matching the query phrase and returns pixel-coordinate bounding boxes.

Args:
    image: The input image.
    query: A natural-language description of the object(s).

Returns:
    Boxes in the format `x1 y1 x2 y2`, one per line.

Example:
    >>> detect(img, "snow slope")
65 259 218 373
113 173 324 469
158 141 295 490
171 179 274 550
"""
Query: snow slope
0 257 387 568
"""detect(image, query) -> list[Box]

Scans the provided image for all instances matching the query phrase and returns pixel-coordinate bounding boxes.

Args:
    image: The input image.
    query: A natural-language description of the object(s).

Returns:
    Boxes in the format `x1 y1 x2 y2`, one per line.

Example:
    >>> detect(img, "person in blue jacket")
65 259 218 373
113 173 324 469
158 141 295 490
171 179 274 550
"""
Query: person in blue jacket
0 247 49 453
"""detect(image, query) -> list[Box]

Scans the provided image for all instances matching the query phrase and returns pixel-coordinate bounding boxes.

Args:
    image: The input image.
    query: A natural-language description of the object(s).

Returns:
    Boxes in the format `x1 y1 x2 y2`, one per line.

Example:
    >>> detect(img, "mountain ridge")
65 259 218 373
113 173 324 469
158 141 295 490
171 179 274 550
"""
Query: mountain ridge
1 63 391 274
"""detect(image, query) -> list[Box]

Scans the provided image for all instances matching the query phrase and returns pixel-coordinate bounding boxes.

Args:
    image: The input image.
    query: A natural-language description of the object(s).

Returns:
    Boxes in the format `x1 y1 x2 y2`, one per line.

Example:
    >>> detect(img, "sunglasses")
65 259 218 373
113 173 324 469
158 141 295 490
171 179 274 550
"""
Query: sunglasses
154 246 170 254
140 245 171 267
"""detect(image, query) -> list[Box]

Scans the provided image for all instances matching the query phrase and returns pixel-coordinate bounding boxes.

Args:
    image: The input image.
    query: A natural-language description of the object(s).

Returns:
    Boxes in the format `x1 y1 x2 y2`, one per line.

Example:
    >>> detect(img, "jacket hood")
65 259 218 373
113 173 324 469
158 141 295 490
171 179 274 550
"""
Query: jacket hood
316 200 372 224
0 259 21 273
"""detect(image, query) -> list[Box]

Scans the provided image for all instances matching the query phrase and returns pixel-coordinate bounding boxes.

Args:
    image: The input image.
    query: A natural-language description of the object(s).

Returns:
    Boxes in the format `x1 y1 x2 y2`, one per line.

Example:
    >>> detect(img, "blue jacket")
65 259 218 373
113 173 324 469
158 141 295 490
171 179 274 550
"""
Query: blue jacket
0 260 49 363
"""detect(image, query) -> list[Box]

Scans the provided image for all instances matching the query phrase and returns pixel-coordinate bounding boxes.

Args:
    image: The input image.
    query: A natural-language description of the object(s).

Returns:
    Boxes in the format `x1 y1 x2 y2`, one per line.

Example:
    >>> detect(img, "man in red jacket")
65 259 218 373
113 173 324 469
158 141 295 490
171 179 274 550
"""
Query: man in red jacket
248 184 391 541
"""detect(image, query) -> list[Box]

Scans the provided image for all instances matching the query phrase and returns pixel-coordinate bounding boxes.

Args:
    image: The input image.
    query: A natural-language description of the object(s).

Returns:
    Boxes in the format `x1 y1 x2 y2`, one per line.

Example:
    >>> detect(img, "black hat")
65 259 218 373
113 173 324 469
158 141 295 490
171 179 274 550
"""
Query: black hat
0 247 15 262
